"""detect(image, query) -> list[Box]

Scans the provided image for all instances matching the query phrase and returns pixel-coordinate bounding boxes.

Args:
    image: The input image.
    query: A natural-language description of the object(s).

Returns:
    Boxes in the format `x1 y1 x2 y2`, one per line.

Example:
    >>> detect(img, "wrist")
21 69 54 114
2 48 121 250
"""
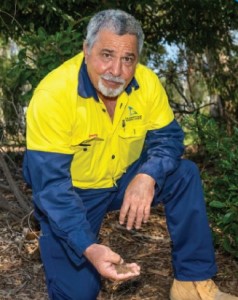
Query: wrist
135 173 156 186
84 243 98 258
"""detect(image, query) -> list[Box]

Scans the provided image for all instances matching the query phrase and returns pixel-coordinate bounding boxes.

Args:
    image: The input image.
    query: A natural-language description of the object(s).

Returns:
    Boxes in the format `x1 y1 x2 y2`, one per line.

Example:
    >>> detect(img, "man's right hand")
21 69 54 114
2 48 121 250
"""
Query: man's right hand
84 243 140 281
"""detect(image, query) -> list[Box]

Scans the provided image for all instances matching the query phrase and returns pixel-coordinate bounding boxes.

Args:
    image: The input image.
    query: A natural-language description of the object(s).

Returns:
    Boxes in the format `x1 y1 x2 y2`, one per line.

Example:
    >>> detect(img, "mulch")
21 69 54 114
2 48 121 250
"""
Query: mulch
1 207 238 300
0 153 238 300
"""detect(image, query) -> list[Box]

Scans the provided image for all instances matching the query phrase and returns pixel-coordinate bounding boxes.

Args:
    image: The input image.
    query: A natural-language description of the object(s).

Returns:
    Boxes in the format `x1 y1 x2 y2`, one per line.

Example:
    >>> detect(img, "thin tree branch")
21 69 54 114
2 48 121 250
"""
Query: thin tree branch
0 191 20 220
0 151 30 213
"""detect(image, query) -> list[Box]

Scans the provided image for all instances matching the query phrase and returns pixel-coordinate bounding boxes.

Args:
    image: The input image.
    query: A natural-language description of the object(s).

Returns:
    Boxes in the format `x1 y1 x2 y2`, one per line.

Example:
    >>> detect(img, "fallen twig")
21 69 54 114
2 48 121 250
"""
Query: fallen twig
0 151 30 213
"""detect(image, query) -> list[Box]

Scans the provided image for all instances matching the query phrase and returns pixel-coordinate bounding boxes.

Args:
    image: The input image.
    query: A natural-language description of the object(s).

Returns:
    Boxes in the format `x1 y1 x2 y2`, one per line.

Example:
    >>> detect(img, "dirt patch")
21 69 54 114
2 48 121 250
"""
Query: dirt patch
0 153 238 299
0 207 238 300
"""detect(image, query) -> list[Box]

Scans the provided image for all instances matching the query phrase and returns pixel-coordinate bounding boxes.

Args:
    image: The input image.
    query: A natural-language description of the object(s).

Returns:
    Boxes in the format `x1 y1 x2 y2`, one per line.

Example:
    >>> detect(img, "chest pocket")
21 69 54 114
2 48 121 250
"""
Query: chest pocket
71 135 104 148
71 137 105 163
70 135 106 179
118 125 147 169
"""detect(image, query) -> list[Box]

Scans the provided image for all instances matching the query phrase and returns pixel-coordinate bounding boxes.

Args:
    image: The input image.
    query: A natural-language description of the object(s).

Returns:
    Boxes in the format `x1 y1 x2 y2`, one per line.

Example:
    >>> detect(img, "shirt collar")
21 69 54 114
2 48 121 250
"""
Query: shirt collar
78 59 139 101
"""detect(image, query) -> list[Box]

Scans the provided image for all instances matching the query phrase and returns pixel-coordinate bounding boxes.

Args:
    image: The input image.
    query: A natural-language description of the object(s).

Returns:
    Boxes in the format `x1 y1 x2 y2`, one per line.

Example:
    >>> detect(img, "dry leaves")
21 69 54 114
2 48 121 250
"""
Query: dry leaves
0 201 238 299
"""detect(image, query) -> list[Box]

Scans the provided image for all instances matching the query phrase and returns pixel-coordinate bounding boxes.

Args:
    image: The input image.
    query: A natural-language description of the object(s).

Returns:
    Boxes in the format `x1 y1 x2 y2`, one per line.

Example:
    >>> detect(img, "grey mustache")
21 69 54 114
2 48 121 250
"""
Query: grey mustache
100 74 125 84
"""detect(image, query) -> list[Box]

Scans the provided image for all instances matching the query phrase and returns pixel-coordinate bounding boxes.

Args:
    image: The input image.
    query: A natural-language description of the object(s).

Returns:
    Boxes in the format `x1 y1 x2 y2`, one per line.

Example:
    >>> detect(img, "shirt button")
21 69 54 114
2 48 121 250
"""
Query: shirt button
111 155 115 159
102 108 106 112
83 148 87 152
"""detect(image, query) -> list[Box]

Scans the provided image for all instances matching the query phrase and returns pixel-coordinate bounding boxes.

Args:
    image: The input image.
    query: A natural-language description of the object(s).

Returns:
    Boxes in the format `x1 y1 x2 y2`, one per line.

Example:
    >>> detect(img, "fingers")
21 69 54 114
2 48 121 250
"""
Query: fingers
119 174 154 230
84 244 140 282
103 256 140 282
134 205 145 229
125 205 137 230
113 262 141 281
143 205 151 224
134 205 151 229
115 262 140 275
120 203 151 230
108 250 140 281
119 202 130 227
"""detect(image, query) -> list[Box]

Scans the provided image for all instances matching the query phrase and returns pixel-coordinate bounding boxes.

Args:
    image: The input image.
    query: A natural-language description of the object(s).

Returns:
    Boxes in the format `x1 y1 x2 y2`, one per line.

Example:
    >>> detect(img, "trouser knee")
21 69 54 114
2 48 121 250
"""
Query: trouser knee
156 159 202 206
178 159 200 180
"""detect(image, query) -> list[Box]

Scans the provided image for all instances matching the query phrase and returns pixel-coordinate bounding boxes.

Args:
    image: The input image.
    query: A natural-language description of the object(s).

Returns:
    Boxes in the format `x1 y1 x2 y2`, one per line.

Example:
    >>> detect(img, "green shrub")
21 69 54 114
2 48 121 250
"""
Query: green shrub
183 114 238 258
0 26 84 142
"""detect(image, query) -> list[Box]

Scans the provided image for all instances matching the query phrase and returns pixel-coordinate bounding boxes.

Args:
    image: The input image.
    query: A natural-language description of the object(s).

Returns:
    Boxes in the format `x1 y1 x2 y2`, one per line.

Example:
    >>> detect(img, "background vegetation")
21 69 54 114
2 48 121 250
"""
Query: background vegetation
0 0 238 258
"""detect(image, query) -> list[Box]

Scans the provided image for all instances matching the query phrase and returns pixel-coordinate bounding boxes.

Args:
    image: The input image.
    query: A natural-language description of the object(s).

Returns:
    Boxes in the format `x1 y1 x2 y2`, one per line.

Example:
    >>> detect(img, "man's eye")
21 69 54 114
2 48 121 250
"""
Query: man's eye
122 56 134 64
102 53 112 59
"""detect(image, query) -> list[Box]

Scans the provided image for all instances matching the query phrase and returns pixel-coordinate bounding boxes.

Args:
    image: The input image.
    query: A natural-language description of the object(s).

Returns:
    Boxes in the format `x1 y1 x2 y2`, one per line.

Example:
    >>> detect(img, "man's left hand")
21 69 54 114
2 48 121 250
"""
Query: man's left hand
119 174 155 230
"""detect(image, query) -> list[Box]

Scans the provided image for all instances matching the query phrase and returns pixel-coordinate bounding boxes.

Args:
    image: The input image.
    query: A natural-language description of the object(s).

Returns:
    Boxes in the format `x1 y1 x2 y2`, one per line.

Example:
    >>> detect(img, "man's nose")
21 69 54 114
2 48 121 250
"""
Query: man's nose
110 58 122 77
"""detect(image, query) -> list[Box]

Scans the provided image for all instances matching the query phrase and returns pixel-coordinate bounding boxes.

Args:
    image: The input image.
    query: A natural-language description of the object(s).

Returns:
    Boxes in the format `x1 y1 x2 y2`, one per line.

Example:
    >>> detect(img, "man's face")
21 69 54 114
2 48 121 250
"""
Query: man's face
84 29 139 99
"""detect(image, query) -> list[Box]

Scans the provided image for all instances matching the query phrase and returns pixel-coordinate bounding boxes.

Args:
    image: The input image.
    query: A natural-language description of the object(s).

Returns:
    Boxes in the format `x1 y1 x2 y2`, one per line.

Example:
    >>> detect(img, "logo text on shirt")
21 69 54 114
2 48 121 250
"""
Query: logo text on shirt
125 106 142 121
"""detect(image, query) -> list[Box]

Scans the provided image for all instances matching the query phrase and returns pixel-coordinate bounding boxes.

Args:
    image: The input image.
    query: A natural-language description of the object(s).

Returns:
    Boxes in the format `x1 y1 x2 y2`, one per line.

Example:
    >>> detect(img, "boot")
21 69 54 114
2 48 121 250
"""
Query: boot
170 279 238 300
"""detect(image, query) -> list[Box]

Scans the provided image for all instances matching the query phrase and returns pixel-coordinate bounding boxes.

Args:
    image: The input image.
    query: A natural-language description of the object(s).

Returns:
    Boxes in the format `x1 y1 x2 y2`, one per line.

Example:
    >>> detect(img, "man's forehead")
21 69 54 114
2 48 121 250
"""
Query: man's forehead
100 48 136 56
93 30 138 53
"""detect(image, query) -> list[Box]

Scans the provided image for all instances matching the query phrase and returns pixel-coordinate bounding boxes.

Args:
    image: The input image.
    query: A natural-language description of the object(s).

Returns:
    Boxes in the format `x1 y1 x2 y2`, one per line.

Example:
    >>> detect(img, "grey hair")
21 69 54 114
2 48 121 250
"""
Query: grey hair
85 9 144 55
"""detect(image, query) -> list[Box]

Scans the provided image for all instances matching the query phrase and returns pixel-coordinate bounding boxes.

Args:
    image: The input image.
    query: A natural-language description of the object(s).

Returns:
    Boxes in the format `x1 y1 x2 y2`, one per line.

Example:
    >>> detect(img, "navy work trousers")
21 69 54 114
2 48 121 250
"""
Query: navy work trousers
39 159 217 300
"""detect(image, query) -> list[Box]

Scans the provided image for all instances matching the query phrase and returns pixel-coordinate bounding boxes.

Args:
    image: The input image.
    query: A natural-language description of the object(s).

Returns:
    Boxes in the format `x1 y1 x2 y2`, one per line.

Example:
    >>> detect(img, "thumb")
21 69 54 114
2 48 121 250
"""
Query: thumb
109 250 124 265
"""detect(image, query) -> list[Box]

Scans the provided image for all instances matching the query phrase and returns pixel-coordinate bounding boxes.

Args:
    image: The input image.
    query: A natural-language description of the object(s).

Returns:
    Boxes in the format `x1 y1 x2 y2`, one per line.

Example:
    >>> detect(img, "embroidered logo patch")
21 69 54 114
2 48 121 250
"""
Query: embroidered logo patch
125 106 142 121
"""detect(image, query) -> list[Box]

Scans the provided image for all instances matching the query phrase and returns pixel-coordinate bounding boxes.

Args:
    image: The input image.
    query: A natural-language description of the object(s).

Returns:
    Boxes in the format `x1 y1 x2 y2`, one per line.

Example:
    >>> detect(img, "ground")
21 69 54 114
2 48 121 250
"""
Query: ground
0 154 238 299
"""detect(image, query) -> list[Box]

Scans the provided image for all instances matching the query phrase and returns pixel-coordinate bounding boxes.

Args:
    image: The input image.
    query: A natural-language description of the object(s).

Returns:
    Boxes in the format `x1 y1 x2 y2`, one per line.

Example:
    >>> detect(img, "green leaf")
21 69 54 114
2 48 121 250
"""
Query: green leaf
222 212 235 224
222 238 233 254
209 200 226 208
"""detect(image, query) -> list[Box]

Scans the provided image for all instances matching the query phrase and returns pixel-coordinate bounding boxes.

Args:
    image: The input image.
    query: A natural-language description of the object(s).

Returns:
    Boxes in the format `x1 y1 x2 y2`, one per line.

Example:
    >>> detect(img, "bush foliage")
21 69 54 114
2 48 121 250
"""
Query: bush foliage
0 27 84 140
0 0 238 258
183 115 238 258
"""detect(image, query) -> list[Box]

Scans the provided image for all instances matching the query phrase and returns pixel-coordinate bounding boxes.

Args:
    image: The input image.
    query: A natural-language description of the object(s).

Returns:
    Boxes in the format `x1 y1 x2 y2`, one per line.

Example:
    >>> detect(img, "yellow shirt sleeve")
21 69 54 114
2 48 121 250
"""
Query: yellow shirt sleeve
26 89 75 154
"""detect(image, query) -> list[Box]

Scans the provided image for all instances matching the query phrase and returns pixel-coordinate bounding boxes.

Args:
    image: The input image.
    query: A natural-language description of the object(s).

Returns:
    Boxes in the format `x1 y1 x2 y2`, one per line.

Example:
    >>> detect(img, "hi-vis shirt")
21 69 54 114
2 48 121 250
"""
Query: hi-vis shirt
23 52 184 262
26 52 175 188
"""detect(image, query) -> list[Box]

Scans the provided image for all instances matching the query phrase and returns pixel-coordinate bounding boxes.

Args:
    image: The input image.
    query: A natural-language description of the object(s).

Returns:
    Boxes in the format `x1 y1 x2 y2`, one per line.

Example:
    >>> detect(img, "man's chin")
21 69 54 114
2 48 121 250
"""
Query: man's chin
98 85 125 98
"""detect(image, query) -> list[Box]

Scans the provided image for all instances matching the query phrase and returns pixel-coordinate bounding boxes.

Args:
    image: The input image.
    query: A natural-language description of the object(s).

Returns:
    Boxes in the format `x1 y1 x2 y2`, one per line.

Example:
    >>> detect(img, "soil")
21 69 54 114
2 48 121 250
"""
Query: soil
0 153 238 300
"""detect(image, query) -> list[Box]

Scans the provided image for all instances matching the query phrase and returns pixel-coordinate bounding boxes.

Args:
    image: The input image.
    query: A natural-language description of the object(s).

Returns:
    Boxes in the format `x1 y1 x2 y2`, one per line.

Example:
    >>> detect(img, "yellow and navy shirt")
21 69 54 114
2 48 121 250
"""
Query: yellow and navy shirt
23 52 184 263
26 52 175 188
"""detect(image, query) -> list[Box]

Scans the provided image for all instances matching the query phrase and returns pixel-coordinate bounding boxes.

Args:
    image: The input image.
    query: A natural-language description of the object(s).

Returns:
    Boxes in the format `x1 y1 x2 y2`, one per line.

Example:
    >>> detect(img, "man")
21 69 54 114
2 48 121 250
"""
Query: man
23 9 238 300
